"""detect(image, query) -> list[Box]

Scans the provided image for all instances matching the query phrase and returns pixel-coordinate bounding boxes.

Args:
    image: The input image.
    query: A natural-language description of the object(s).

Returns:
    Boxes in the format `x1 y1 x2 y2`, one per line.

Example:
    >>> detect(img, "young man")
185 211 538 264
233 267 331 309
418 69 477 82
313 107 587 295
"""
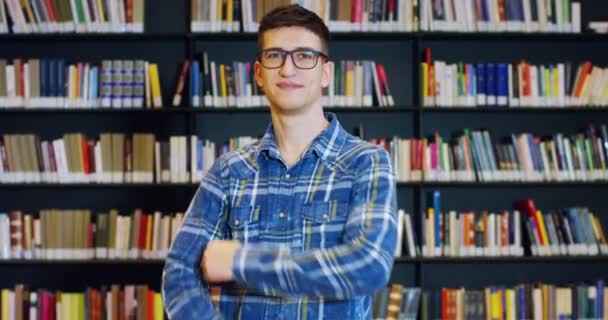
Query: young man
162 4 397 319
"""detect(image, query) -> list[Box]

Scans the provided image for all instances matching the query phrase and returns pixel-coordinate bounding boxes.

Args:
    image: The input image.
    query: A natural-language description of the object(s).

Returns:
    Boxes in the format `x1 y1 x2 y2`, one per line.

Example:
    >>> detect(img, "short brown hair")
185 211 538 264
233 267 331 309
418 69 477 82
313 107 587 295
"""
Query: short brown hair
258 4 330 54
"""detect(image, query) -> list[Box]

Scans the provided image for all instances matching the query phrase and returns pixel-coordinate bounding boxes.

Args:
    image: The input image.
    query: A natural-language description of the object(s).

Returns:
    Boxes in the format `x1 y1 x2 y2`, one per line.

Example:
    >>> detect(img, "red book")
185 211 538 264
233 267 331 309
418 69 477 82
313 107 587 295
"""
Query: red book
126 0 134 23
514 199 544 245
351 0 362 23
138 213 148 250
82 138 90 175
146 290 154 320
44 0 56 22
441 288 449 320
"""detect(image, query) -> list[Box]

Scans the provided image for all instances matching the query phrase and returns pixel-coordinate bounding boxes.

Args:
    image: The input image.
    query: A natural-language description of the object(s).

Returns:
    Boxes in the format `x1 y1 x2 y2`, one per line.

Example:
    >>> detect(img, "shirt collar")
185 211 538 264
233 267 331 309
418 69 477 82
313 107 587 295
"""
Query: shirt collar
256 112 346 170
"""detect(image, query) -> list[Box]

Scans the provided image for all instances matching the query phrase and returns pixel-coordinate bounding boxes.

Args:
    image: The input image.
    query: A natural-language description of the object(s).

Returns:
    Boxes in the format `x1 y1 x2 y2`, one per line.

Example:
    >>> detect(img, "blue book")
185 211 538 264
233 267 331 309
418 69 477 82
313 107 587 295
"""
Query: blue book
519 285 526 320
497 63 508 106
57 59 65 103
598 280 605 319
476 63 486 105
480 0 489 23
90 67 98 107
524 135 539 172
486 63 496 106
48 59 57 100
569 208 585 247
40 59 48 98
190 61 200 107
468 64 476 98
433 190 441 251
512 0 523 25
363 61 372 106
580 208 597 247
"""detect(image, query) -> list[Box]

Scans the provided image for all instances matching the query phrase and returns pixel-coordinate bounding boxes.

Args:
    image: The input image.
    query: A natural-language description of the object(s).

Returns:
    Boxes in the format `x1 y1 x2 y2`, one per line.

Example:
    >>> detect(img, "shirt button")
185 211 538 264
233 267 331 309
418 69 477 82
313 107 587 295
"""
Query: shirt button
285 173 291 179
234 219 240 226
279 212 286 218
322 213 329 220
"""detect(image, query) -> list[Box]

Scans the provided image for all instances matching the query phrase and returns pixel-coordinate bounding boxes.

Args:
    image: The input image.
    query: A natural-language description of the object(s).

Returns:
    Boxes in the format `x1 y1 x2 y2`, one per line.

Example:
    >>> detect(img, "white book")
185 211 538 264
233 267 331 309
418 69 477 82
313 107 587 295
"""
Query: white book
572 2 581 33
404 213 417 257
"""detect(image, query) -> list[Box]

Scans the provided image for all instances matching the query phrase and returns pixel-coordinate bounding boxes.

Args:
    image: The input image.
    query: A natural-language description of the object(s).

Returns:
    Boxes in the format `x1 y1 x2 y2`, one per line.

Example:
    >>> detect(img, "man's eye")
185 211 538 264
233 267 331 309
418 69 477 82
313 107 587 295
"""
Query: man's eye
297 52 314 60
265 52 281 59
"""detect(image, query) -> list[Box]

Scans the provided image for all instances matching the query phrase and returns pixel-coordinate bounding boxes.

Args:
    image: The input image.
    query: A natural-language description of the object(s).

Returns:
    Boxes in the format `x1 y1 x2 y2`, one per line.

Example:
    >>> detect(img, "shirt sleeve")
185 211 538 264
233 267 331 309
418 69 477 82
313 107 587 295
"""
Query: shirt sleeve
161 159 228 320
231 148 398 299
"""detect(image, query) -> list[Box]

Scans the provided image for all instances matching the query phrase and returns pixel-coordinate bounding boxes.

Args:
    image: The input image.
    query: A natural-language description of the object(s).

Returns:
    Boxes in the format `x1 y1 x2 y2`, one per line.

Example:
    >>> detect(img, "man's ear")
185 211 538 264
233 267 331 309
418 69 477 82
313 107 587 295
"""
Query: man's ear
321 60 333 89
254 61 264 88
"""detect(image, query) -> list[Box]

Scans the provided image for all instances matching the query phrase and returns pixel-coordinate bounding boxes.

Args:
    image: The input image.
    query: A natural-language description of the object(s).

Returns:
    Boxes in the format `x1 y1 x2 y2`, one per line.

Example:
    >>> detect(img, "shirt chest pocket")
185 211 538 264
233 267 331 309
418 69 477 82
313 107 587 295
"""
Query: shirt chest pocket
301 200 349 250
228 205 261 244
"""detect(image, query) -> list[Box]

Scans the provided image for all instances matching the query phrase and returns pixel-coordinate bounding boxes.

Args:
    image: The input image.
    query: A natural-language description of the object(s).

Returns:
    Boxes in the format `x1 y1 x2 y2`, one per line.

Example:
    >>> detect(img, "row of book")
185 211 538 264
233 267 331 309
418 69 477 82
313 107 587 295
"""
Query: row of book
411 192 608 258
181 54 395 108
6 124 608 185
418 0 581 33
0 58 164 109
416 280 606 320
6 55 608 110
0 0 145 34
190 0 583 34
0 284 164 320
0 209 185 260
2 281 606 320
384 124 608 183
396 199 608 258
421 55 608 108
0 133 232 184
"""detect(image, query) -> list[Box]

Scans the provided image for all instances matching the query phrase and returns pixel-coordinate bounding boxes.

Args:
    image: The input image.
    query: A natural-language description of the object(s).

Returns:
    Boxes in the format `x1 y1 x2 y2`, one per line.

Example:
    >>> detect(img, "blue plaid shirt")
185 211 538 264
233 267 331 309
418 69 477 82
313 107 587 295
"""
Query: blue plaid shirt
162 112 397 319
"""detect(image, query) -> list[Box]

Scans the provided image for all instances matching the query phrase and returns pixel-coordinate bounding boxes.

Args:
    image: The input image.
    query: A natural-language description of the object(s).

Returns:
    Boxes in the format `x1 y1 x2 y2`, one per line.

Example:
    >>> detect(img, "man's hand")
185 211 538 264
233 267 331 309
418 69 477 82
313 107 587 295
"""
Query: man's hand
201 240 242 283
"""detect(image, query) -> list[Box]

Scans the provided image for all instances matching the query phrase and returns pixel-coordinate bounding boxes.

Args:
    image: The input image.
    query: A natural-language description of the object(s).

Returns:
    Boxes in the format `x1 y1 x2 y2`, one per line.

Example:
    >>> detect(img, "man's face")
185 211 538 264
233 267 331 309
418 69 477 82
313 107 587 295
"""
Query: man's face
255 26 332 114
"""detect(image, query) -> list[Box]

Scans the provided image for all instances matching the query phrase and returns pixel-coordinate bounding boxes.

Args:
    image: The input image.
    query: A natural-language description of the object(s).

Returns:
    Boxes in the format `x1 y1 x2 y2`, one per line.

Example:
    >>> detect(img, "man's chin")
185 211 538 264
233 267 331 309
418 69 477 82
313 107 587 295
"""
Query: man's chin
271 100 307 114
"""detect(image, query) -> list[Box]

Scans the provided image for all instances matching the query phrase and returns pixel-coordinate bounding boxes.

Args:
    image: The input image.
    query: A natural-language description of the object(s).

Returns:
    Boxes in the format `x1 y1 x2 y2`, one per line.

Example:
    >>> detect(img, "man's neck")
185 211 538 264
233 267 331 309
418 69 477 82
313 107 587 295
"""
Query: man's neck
270 103 329 168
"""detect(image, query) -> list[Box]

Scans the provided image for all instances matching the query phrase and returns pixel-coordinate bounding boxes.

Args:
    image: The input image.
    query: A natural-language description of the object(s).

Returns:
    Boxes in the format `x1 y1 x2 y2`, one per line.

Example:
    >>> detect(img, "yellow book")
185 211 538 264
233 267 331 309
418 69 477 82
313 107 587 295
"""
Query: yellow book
217 0 223 25
226 0 233 25
154 292 164 320
345 63 354 99
62 293 71 320
78 293 86 319
2 289 10 320
149 64 162 108
19 0 35 24
542 285 549 320
552 67 559 100
146 213 153 251
544 68 550 98
490 289 500 320
506 289 515 320
421 62 428 99
72 293 80 320
71 65 78 100
498 289 504 320
603 69 608 99
536 210 550 247
220 64 227 98
426 208 434 256
96 0 106 22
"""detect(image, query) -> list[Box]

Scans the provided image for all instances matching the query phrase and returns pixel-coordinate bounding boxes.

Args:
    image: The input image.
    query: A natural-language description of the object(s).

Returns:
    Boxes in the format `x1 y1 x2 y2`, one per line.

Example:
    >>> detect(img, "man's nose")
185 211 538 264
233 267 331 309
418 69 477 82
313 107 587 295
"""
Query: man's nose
279 53 297 76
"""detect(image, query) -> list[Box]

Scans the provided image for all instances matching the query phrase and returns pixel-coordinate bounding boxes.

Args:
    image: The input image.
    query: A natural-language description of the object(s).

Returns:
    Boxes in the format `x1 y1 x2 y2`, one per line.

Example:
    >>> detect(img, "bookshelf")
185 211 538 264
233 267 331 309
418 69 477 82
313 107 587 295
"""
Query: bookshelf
1 0 608 311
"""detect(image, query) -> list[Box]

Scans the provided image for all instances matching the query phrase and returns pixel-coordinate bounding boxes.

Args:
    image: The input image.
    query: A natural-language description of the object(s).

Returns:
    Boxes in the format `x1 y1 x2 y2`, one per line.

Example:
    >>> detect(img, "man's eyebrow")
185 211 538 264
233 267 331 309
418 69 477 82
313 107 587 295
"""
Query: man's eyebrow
262 46 319 52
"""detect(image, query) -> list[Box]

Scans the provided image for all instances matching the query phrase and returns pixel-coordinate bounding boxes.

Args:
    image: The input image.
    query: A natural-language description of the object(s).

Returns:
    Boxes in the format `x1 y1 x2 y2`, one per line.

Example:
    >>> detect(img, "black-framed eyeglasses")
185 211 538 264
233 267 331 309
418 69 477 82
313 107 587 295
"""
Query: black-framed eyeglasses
257 49 329 69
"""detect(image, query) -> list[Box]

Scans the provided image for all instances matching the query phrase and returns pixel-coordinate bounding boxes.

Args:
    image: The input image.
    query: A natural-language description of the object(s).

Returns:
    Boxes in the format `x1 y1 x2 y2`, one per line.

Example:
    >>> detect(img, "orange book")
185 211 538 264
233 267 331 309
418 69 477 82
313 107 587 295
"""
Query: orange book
147 290 154 320
573 61 592 98
126 0 133 23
